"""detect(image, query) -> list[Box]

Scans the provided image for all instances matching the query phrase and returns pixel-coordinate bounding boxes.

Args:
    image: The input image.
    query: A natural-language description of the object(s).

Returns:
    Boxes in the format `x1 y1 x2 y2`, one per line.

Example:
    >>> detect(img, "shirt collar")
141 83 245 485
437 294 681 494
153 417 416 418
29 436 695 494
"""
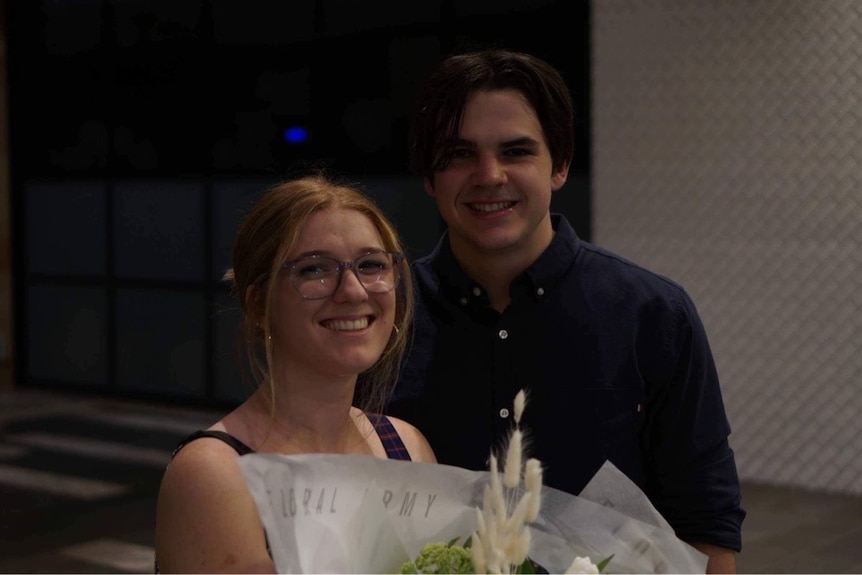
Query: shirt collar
429 214 581 305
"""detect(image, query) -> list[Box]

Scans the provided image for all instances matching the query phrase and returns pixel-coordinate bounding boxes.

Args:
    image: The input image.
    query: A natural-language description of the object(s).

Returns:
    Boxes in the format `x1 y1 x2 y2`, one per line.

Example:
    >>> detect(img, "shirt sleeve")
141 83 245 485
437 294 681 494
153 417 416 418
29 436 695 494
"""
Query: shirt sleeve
640 290 746 552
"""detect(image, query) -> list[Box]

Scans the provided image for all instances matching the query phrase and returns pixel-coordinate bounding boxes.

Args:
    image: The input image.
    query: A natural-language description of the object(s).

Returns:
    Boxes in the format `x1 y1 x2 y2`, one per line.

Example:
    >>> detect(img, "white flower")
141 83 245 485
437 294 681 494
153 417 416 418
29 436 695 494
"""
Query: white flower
565 556 600 574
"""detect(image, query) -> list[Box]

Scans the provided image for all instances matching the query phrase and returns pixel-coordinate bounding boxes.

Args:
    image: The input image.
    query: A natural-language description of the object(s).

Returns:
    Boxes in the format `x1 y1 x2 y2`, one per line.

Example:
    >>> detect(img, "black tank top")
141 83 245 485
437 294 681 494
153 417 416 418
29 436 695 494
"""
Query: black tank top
154 414 412 573
171 414 412 460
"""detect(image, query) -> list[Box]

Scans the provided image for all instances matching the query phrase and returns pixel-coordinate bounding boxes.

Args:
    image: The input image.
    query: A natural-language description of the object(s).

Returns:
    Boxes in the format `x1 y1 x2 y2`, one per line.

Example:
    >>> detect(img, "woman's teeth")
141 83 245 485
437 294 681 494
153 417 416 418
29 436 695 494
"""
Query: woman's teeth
324 317 369 331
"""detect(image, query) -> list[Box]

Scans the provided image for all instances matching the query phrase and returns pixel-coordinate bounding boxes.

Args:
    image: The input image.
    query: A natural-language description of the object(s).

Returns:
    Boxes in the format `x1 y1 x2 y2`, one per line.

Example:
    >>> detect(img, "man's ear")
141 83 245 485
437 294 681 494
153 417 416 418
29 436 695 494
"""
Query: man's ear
551 162 570 192
424 177 436 197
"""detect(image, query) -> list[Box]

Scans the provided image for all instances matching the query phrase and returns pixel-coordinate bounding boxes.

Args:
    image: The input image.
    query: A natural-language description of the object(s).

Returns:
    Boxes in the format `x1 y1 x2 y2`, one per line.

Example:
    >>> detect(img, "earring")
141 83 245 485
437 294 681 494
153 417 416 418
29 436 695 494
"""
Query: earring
392 325 400 335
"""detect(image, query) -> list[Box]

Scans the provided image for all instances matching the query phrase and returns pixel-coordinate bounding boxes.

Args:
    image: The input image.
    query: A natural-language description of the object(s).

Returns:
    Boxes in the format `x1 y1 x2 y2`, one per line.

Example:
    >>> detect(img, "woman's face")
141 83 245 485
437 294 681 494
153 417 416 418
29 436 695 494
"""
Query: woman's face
270 208 397 380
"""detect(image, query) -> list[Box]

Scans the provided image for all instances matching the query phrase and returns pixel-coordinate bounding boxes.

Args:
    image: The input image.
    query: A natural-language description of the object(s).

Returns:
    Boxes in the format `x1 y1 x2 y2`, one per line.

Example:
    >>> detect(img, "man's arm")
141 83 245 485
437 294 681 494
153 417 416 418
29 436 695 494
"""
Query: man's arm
641 290 745 563
690 542 737 574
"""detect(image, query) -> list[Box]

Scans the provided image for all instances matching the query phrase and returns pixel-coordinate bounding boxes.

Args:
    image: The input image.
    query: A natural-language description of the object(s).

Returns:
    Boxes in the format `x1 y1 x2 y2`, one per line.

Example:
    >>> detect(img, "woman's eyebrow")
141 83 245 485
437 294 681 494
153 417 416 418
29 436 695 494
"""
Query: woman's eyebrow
290 248 385 260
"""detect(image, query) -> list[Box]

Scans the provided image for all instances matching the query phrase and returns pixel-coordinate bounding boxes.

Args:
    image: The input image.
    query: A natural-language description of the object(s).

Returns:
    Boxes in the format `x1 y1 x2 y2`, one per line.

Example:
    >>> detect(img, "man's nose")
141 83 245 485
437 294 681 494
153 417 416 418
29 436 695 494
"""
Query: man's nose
472 155 507 186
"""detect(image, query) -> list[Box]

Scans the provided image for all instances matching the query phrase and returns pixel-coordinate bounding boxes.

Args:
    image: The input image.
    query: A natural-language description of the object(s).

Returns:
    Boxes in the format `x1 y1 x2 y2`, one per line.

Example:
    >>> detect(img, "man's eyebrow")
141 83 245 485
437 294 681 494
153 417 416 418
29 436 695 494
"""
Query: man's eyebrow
444 137 540 148
501 136 541 148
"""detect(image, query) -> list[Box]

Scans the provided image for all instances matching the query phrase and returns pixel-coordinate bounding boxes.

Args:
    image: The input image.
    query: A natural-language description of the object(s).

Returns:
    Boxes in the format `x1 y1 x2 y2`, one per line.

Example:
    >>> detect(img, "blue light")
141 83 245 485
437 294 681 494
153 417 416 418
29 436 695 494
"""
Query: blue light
283 126 309 144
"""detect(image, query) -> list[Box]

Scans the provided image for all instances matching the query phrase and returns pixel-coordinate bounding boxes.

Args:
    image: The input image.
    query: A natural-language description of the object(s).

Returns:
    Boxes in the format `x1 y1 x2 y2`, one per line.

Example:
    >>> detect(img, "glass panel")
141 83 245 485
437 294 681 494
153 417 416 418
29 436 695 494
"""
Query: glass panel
27 284 108 385
114 181 205 281
116 288 205 397
211 179 272 282
26 181 107 276
361 176 443 260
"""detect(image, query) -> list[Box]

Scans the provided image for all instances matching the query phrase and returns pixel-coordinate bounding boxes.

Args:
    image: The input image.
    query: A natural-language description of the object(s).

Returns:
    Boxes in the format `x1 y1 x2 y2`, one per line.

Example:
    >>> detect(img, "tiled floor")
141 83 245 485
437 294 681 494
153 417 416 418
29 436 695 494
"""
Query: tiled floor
1 387 860 574
0 388 216 574
736 481 862 573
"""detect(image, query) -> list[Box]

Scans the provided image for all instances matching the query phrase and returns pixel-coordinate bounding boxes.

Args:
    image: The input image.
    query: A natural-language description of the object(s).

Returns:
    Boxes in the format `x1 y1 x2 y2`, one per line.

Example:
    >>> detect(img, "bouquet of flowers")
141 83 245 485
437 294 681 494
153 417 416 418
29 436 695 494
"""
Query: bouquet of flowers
238 391 707 574
399 390 604 574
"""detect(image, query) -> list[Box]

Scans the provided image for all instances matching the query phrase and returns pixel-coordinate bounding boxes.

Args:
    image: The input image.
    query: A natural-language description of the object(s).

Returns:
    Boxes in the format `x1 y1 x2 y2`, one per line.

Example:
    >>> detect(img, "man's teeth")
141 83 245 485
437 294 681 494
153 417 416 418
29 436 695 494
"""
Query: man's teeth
324 317 369 331
471 201 514 212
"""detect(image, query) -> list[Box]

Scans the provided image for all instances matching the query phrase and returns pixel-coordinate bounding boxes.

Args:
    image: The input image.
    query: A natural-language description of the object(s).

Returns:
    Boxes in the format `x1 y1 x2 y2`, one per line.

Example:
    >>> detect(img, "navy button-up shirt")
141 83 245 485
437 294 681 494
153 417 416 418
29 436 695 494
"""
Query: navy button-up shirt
387 214 745 551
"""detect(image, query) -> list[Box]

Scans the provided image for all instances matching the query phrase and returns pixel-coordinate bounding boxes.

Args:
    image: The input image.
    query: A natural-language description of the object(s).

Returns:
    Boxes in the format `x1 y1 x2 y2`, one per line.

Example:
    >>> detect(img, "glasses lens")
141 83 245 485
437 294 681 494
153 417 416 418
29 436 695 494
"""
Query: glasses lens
289 253 400 299
290 256 339 299
355 252 399 293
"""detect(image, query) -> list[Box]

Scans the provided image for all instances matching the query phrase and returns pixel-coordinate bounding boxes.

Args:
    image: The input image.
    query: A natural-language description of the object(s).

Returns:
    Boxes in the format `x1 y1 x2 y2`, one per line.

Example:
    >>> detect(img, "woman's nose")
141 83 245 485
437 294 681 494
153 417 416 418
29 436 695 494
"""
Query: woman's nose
331 267 368 302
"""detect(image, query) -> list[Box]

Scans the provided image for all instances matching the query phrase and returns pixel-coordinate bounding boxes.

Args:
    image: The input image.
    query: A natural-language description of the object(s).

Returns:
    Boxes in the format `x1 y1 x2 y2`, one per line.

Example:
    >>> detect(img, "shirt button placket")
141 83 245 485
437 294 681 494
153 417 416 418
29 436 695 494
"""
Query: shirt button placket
495 325 513 432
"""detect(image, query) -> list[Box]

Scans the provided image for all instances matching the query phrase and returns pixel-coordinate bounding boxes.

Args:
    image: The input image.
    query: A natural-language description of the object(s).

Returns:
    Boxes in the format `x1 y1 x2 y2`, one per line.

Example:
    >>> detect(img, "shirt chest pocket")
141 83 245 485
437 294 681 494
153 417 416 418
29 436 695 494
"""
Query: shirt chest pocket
592 387 645 453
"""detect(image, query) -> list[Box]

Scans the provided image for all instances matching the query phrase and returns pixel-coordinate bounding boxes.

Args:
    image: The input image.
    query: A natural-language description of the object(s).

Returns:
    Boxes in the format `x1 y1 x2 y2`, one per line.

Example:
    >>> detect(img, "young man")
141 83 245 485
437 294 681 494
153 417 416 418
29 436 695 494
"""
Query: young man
387 49 745 573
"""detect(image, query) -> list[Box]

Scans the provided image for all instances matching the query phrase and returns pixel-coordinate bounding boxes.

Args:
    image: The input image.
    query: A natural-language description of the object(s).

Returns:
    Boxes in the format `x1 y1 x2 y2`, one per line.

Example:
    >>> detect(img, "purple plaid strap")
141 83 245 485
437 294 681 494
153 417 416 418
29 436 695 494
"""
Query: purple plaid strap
370 414 412 461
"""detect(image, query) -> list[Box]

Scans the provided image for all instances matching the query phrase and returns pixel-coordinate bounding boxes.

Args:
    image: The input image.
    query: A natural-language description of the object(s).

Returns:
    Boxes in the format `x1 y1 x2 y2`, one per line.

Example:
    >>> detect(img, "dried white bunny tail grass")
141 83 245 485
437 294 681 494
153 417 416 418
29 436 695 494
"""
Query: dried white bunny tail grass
524 458 543 522
503 492 529 534
487 549 504 575
513 389 527 423
472 389 542 574
480 485 497 544
489 454 501 494
489 479 507 526
471 537 487 573
475 506 488 540
503 429 523 489
524 458 542 490
510 528 531 566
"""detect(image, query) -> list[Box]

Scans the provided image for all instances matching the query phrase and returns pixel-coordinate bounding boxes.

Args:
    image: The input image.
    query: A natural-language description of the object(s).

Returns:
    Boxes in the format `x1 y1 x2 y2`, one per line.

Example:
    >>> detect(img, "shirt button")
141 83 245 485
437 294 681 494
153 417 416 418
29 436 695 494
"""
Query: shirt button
498 329 508 340
459 297 468 305
499 408 510 418
536 287 545 296
472 286 482 296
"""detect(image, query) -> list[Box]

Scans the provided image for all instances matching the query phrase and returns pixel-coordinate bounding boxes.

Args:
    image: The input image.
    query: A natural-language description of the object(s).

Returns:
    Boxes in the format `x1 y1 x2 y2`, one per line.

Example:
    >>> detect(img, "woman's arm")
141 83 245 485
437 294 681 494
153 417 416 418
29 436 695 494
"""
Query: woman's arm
154 438 275 574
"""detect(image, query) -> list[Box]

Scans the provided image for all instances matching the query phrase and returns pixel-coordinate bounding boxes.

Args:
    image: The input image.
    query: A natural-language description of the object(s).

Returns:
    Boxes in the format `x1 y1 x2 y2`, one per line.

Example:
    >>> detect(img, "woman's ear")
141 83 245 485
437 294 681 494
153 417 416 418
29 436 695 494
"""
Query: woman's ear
245 284 263 328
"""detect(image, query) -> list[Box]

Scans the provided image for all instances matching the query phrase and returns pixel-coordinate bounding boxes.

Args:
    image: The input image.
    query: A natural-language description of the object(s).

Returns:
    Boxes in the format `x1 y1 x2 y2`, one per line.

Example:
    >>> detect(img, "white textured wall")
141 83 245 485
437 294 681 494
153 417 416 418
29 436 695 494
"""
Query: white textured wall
592 0 862 495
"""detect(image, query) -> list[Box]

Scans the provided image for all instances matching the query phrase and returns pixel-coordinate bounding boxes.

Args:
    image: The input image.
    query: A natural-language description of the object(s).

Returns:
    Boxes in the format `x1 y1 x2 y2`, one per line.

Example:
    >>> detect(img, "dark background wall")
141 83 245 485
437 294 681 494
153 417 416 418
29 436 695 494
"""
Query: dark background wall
5 0 591 407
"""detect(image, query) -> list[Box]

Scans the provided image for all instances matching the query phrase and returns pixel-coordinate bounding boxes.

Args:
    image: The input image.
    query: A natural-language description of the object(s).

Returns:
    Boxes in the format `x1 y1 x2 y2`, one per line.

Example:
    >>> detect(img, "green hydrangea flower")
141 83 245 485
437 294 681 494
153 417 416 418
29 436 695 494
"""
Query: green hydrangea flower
400 541 474 574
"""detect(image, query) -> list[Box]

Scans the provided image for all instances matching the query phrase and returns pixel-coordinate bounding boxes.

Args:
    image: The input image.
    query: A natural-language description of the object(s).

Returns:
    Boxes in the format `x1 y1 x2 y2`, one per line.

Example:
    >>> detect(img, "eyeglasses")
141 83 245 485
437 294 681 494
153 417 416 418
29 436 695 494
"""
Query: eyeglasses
281 251 404 300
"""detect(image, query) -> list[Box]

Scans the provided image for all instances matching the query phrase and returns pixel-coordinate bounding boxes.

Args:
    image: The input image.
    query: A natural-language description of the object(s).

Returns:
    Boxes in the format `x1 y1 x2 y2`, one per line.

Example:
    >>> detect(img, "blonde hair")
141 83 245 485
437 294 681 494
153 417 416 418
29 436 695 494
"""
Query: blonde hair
224 171 414 417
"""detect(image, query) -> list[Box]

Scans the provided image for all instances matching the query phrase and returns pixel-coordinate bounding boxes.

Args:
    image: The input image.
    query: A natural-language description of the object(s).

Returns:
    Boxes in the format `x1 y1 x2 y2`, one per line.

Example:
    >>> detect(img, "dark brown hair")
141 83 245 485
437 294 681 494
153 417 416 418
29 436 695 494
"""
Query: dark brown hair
409 48 575 181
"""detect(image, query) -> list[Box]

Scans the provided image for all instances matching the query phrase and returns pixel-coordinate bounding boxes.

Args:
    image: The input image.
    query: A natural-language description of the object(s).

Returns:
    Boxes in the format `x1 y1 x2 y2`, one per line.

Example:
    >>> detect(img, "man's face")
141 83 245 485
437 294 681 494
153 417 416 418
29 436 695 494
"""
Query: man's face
425 89 569 267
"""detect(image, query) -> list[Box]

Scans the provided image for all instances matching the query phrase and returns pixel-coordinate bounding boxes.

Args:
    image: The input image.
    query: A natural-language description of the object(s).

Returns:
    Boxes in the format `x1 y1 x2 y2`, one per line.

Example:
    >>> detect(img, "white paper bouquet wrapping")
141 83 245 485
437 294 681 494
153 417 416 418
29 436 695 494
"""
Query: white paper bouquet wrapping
238 453 707 574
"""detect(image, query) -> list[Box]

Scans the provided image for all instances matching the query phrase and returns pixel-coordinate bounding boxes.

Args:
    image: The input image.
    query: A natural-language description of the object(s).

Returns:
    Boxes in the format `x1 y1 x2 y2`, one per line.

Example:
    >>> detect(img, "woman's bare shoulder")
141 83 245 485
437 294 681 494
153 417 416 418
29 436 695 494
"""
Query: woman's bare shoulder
157 434 253 522
155 434 273 573
386 415 438 464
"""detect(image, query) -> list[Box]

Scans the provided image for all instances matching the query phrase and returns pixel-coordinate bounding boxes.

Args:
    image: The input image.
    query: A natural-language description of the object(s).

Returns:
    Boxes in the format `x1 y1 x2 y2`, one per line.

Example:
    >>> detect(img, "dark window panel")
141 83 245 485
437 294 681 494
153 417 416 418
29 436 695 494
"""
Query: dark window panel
116 288 206 397
25 181 107 276
113 181 205 281
27 284 109 386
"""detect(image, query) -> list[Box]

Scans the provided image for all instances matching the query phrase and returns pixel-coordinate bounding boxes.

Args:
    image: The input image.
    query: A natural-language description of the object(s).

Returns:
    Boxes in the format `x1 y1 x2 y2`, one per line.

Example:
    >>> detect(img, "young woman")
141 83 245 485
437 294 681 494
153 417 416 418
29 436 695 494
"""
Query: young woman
154 172 436 573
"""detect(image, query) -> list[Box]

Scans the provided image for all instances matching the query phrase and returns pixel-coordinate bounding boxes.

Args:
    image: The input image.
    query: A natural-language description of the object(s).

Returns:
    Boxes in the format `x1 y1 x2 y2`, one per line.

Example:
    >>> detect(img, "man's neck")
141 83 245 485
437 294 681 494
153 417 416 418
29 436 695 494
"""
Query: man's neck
459 258 517 313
